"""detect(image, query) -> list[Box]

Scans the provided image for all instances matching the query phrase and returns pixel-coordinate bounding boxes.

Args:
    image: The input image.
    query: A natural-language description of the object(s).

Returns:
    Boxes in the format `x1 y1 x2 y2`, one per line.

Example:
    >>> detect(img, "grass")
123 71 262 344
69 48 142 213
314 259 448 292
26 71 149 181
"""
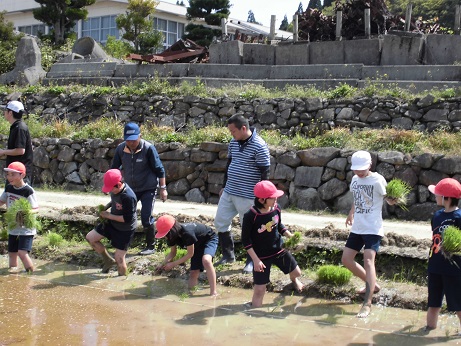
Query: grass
316 265 352 285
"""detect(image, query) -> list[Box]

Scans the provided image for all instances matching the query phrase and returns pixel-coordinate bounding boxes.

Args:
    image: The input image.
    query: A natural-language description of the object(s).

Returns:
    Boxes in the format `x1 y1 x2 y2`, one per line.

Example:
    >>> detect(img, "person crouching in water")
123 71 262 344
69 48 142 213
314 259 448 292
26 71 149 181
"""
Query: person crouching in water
242 180 303 308
155 215 218 296
86 169 137 276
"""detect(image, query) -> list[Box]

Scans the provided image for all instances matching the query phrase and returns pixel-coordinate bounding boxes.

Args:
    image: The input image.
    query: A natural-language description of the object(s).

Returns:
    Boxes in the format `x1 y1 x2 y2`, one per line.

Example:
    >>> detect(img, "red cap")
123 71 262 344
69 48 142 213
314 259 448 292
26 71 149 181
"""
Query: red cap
428 178 461 198
4 162 26 174
102 169 122 193
155 215 176 238
254 180 284 199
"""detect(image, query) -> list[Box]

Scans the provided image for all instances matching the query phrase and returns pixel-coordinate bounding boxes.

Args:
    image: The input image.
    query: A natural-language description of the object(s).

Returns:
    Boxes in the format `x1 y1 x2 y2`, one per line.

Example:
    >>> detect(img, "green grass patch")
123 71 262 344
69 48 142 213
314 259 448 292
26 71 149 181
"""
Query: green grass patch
46 231 65 247
316 265 352 285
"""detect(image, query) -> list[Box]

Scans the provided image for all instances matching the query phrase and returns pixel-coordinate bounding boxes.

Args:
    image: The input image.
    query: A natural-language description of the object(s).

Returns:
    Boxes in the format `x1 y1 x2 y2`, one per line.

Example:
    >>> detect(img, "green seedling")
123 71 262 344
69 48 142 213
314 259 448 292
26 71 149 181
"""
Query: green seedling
316 265 352 286
283 231 302 251
5 198 41 230
47 231 64 247
441 225 461 257
97 204 108 224
386 178 412 211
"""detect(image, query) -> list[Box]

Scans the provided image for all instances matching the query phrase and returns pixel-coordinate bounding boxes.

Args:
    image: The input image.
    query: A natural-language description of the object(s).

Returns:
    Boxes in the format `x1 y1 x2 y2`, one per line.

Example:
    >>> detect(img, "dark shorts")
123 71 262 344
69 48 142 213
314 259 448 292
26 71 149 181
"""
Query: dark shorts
345 232 382 253
428 272 461 311
8 234 34 252
253 250 298 285
95 223 135 251
190 234 218 271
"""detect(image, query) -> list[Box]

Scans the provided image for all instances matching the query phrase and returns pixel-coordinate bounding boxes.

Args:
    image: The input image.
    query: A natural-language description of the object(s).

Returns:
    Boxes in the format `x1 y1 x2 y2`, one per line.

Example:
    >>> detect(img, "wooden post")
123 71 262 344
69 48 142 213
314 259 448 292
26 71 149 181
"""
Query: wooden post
293 14 299 42
405 3 412 32
336 11 342 40
269 15 276 41
221 18 227 35
455 5 461 35
364 8 370 38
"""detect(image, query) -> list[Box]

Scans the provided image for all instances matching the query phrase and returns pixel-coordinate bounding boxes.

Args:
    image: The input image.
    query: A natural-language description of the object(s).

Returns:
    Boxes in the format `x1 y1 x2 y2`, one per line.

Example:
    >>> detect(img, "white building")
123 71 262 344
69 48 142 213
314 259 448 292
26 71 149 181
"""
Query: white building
0 0 292 48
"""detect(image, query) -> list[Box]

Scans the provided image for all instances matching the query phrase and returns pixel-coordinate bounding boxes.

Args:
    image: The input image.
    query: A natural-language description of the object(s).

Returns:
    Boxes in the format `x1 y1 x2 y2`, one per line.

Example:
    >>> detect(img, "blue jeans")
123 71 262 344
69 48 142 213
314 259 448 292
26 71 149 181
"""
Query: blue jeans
135 189 156 227
214 191 253 233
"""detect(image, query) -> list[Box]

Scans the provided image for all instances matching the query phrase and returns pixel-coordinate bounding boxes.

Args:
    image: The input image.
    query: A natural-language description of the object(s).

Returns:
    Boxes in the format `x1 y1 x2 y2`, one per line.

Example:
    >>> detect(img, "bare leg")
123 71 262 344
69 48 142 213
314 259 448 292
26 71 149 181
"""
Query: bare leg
189 269 200 290
9 252 18 268
86 229 106 254
289 265 303 292
18 250 34 272
426 307 441 329
202 255 217 296
114 249 127 276
251 284 266 308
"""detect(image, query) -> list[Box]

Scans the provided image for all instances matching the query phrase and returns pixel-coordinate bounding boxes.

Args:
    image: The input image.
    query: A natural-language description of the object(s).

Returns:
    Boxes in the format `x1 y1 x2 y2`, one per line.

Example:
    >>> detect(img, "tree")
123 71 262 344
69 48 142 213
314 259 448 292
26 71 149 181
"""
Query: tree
33 0 96 44
0 11 23 74
187 0 231 26
247 10 256 23
279 14 289 30
176 0 185 5
116 0 163 54
297 2 304 14
323 0 334 7
307 0 322 10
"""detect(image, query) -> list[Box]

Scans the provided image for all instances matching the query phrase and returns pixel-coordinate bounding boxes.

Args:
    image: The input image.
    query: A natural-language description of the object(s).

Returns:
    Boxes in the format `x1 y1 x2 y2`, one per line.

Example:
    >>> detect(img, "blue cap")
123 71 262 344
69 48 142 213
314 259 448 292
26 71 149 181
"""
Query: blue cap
124 123 140 140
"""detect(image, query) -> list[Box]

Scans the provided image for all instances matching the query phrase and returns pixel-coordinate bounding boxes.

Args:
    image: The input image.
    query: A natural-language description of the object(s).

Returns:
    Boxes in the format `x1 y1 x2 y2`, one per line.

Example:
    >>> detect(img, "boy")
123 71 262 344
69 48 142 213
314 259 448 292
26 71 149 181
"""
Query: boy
426 178 461 332
155 214 218 296
0 162 38 272
86 169 137 276
242 180 303 308
342 150 395 318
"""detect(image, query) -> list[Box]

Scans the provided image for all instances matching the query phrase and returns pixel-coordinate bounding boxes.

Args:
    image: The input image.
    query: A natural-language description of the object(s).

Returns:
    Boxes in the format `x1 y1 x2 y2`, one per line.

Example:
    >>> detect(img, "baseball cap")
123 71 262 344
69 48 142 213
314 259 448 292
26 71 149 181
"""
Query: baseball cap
124 123 140 141
155 215 176 238
1 101 25 113
4 162 26 174
351 151 372 170
428 178 461 198
102 169 122 193
254 180 284 199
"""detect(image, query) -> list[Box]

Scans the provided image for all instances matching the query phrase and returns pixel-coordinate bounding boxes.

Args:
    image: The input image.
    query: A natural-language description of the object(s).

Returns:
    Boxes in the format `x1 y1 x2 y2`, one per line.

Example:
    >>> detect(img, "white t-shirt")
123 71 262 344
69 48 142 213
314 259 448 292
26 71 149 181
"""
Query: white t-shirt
350 172 387 236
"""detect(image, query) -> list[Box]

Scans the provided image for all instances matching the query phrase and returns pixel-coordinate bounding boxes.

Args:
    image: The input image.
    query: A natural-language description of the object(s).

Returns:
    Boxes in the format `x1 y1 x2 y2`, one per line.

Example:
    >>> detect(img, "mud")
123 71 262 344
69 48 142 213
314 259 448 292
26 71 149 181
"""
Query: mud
1 206 434 312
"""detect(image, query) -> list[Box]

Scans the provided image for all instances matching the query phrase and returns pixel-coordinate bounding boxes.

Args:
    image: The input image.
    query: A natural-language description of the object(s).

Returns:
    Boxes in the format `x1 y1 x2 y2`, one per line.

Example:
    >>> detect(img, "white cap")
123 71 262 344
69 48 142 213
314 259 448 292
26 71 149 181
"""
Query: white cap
1 101 25 113
351 151 372 170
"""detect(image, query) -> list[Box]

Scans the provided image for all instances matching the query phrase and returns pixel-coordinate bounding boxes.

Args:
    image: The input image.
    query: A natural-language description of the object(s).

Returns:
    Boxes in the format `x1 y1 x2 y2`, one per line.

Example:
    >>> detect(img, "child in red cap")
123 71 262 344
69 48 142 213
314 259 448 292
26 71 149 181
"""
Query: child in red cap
242 180 303 308
426 178 461 333
155 214 219 296
85 169 137 276
0 162 38 272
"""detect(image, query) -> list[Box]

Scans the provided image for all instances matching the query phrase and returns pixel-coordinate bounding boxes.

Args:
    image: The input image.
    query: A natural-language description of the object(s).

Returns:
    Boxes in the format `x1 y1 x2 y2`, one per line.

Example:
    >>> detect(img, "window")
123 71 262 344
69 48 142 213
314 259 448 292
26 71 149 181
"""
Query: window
82 15 119 43
153 18 185 50
18 24 46 37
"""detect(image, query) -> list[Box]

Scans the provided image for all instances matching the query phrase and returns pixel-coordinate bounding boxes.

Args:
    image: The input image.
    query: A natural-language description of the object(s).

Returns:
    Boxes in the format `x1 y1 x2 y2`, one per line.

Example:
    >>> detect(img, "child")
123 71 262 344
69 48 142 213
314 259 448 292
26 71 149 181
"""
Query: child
0 162 38 272
241 180 303 308
342 150 395 318
155 214 218 296
86 169 137 276
426 178 461 332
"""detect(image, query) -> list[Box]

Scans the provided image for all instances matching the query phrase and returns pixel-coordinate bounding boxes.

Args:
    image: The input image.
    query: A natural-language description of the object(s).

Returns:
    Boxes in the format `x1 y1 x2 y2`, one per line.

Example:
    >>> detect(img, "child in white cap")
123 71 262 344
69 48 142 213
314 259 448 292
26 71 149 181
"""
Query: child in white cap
342 151 396 318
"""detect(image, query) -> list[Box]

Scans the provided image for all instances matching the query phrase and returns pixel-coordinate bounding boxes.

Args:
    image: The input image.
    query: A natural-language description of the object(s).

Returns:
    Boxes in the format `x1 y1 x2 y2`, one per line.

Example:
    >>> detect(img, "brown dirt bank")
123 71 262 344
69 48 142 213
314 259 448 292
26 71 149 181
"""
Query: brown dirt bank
0 206 432 312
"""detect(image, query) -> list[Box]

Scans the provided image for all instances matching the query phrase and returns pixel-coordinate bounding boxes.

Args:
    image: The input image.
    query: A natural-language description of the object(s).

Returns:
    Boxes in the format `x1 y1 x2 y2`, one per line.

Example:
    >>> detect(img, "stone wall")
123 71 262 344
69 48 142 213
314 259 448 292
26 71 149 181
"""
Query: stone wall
1 92 460 221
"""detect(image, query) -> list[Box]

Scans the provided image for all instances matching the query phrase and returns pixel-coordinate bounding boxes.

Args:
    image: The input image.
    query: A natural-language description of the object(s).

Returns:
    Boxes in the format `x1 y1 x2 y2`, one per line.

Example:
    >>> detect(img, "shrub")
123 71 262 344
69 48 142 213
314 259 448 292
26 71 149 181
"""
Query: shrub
317 265 352 285
46 231 64 247
104 35 132 59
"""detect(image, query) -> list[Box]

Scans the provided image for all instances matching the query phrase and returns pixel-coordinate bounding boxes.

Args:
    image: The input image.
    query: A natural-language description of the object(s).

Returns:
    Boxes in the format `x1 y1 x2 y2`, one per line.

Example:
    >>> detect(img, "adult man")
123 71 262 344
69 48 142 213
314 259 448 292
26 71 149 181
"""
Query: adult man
214 114 271 273
0 101 33 184
111 123 167 255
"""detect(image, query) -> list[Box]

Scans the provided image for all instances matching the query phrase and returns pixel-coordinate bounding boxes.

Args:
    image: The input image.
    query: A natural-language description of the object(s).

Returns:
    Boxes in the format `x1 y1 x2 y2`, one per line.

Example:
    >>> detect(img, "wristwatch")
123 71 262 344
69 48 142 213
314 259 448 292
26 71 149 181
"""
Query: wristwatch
160 185 167 189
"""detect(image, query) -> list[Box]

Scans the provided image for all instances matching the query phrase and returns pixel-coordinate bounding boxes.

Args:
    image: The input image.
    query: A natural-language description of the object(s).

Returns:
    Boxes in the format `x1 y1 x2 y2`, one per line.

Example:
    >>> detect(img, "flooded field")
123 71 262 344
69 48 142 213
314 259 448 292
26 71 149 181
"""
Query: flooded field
1 258 460 345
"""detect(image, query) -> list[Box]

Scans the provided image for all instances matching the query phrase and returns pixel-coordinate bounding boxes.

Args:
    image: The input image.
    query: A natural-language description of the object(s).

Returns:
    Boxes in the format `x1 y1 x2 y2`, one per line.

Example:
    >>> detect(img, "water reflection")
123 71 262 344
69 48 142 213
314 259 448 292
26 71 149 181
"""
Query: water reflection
0 259 460 345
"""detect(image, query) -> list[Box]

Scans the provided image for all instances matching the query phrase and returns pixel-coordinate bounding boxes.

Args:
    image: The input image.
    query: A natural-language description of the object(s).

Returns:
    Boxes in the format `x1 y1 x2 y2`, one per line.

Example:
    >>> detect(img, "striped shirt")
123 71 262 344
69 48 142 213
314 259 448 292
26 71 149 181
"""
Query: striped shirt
224 128 270 199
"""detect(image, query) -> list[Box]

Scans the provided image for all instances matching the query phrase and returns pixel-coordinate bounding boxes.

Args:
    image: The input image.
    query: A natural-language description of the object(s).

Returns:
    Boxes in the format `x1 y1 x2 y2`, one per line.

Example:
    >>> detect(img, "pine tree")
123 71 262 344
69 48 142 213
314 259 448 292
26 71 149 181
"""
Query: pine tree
307 0 322 10
323 0 334 7
33 0 96 44
297 2 304 14
279 14 289 30
247 10 256 23
187 0 231 26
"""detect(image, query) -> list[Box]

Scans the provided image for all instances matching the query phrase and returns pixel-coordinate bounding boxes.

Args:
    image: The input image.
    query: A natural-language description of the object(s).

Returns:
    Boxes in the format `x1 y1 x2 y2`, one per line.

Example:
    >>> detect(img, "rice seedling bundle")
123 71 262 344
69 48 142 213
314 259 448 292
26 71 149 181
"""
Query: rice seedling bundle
4 198 41 230
386 178 412 211
317 265 352 286
442 225 461 256
283 231 302 250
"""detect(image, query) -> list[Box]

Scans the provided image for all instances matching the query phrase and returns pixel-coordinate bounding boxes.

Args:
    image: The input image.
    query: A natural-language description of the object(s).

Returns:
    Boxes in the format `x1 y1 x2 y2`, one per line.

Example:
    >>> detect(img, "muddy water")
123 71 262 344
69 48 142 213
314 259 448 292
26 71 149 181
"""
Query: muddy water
0 259 460 345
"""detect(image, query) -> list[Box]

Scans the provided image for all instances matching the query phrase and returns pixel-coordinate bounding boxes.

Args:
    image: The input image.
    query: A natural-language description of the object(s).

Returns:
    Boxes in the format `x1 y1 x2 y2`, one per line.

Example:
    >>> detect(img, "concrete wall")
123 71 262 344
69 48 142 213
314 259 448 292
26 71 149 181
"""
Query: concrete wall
275 43 309 65
425 34 461 65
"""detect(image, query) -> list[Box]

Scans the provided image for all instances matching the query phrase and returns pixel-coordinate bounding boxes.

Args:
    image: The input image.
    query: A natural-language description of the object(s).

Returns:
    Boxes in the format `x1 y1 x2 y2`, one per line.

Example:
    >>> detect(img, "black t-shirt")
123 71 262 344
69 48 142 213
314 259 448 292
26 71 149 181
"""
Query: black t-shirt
171 223 215 248
7 120 33 174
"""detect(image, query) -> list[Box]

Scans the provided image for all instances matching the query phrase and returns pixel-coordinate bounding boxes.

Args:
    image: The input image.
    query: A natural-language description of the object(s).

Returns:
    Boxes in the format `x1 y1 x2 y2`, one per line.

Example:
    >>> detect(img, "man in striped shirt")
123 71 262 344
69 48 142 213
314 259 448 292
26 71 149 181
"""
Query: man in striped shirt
214 114 271 273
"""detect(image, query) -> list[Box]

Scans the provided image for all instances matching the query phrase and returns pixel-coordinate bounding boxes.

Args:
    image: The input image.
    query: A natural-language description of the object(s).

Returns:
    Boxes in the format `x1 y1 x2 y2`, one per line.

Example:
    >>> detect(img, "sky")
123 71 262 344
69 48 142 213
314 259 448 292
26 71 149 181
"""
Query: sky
161 0 305 27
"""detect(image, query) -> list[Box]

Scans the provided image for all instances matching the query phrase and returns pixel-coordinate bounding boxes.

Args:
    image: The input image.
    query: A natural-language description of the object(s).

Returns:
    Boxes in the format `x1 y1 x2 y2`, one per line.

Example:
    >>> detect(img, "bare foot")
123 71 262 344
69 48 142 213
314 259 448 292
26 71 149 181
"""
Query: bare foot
356 285 380 295
357 304 371 318
292 278 304 293
210 291 218 297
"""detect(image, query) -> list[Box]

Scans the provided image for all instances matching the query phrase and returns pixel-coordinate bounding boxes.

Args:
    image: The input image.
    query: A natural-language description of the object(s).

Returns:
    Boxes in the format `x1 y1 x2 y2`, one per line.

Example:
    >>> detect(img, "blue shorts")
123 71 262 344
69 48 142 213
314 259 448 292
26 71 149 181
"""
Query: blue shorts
428 272 461 311
8 234 34 252
253 251 298 285
345 232 382 253
95 223 135 251
190 234 218 271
